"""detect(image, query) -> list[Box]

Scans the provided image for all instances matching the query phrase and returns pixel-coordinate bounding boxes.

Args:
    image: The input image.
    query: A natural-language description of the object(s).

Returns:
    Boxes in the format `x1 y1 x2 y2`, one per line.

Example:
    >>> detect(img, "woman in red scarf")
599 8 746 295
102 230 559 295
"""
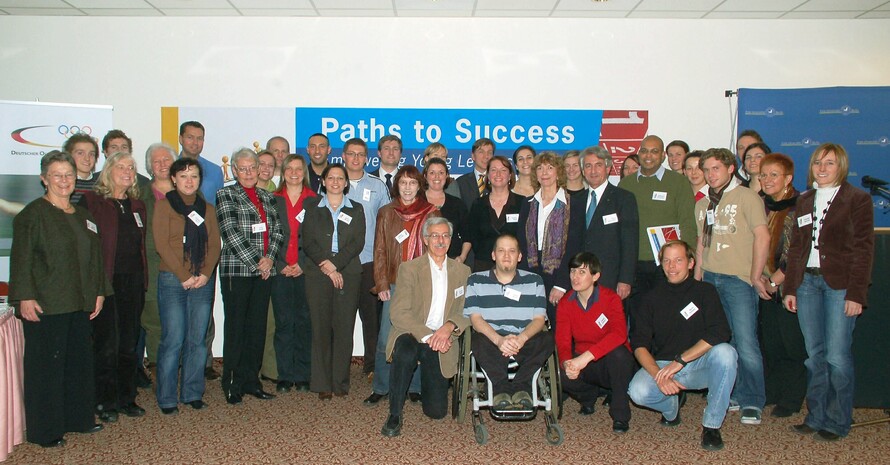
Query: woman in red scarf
363 166 440 405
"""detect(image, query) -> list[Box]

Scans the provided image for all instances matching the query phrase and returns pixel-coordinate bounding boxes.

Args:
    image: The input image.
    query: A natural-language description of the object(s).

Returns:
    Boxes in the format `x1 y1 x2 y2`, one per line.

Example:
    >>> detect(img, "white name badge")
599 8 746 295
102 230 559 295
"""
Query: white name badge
797 214 813 227
395 229 410 243
251 222 267 233
363 188 371 201
133 212 143 228
295 209 305 223
503 287 522 301
188 211 205 226
595 313 608 329
454 286 464 298
602 213 618 225
182 236 187 244
680 302 699 320
338 212 353 224
706 210 715 226
86 220 98 234
652 191 668 201
506 213 519 223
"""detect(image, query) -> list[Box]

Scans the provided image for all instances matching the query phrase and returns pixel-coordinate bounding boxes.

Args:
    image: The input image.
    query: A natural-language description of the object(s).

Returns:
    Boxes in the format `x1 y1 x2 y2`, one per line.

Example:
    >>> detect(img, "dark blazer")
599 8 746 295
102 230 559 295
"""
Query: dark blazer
517 190 585 293
438 194 469 259
578 183 639 291
447 171 489 211
79 191 148 288
386 253 471 378
300 195 366 277
216 184 285 278
783 182 874 306
466 191 526 262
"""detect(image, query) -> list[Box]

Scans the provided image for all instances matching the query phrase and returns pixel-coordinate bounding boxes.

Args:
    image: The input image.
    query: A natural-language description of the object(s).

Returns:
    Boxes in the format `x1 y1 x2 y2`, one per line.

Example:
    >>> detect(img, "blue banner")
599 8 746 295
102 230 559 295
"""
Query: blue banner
295 107 605 175
738 87 890 227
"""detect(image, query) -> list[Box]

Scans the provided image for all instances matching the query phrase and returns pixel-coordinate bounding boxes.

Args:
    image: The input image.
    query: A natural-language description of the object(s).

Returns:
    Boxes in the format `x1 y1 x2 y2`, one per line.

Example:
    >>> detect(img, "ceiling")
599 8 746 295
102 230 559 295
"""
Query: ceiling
1 0 889 19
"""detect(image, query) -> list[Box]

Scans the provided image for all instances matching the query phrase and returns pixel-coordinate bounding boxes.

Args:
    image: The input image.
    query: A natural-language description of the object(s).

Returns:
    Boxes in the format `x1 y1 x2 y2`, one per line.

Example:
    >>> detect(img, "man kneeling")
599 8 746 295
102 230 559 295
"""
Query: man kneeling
628 240 738 451
381 218 471 437
464 234 553 411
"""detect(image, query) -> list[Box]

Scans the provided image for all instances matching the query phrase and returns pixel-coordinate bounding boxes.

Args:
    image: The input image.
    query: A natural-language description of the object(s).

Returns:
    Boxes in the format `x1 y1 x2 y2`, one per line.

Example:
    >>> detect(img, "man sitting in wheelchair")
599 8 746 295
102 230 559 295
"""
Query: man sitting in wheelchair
463 233 554 411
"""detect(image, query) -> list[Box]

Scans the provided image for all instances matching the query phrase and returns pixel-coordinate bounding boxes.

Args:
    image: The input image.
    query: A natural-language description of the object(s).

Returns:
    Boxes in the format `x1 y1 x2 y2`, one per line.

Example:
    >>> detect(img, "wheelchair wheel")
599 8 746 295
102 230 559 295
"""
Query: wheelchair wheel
545 423 564 446
451 372 462 420
474 423 489 445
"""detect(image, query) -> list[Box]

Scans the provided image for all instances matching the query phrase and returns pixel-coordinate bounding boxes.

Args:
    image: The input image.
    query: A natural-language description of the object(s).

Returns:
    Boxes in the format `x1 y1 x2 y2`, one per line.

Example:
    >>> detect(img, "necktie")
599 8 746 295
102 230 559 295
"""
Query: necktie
586 189 597 228
385 173 393 191
477 174 485 195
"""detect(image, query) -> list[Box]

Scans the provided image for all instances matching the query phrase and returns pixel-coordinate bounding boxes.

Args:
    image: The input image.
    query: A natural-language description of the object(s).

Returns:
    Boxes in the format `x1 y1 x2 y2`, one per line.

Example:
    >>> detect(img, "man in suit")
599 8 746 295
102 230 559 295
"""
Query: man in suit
381 217 471 437
371 135 402 192
446 138 494 210
579 146 639 300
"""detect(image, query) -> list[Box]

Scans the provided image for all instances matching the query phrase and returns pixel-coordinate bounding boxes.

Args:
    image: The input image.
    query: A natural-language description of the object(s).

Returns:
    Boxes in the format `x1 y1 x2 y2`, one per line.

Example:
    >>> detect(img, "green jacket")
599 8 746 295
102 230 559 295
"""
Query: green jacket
10 198 111 316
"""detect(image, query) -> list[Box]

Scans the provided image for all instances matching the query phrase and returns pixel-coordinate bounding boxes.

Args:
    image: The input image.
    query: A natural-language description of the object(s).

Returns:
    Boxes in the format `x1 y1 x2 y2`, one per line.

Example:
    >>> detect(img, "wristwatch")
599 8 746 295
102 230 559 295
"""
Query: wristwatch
674 354 688 367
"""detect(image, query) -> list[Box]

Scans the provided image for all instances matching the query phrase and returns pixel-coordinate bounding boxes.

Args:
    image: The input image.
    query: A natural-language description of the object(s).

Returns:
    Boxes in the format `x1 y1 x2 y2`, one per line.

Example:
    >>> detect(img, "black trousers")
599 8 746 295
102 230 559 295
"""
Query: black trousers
23 312 96 444
93 272 144 409
471 330 554 396
560 346 635 423
358 262 381 374
305 270 360 394
271 274 312 384
220 275 271 396
389 334 450 419
760 296 807 411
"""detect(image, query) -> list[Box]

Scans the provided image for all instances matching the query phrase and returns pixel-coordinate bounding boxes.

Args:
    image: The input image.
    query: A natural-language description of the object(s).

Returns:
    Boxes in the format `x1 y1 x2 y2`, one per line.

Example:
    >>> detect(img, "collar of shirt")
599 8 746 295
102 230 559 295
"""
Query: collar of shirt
474 169 486 179
533 187 567 206
381 168 398 179
635 165 666 181
588 182 608 207
572 286 600 312
319 195 353 210
488 268 518 286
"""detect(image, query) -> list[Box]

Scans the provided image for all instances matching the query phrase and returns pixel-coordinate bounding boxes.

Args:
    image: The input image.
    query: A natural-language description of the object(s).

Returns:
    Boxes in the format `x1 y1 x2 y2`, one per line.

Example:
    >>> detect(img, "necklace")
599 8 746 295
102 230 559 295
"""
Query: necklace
811 187 839 250
113 198 127 214
45 196 73 213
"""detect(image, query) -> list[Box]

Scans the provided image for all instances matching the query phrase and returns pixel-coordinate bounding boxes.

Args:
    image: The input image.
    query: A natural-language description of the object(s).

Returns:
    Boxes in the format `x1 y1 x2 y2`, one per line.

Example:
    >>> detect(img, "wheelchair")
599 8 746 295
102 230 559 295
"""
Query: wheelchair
451 330 564 445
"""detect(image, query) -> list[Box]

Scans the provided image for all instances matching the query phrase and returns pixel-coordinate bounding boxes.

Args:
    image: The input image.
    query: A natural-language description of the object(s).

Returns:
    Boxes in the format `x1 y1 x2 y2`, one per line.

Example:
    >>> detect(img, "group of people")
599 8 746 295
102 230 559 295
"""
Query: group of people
7 123 874 452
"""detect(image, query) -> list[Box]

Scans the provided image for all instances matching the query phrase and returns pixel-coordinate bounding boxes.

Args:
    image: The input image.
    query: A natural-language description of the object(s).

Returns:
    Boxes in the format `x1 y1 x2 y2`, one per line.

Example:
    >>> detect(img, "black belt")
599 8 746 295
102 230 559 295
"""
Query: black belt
805 267 822 276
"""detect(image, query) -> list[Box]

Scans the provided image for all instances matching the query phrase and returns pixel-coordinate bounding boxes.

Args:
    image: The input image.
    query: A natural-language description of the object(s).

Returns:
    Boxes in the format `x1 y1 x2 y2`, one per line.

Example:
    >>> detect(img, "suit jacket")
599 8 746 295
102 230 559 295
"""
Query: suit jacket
783 182 874 306
447 171 489 211
216 184 284 278
386 253 471 378
578 184 639 291
300 195 366 277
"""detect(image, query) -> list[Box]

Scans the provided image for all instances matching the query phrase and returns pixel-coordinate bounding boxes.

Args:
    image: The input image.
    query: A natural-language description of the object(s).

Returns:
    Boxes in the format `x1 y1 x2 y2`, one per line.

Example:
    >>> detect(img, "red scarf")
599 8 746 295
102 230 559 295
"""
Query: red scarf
393 193 437 262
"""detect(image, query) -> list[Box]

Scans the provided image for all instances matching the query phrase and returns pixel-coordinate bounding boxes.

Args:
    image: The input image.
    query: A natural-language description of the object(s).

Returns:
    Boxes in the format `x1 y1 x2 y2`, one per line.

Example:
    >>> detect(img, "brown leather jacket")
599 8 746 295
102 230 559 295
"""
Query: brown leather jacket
371 202 440 294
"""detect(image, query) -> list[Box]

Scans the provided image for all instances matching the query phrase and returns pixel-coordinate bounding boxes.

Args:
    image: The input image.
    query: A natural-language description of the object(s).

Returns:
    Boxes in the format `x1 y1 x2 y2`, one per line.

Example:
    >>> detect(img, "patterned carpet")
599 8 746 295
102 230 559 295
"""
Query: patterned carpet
5 360 889 464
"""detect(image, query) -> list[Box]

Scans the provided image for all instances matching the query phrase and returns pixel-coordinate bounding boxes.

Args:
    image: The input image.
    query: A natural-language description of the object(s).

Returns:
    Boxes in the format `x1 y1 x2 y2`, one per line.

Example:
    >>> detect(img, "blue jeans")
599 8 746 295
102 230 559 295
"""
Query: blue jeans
628 343 738 429
704 271 765 410
371 285 420 395
156 271 215 409
796 273 857 436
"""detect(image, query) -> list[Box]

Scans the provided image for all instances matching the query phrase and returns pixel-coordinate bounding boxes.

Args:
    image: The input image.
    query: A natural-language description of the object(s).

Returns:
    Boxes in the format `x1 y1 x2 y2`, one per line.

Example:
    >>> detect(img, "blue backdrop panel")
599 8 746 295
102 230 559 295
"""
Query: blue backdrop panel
738 86 890 227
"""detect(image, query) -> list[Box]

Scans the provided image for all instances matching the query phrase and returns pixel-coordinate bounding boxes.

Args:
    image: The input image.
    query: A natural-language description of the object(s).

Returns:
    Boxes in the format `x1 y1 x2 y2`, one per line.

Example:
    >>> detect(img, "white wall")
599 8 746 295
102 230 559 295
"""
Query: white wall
2 15 889 355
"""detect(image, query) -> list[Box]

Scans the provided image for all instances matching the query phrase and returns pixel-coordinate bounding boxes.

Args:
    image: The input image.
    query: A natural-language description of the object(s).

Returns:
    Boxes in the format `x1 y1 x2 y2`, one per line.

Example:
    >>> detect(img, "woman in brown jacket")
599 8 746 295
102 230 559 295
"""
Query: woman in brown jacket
364 166 439 405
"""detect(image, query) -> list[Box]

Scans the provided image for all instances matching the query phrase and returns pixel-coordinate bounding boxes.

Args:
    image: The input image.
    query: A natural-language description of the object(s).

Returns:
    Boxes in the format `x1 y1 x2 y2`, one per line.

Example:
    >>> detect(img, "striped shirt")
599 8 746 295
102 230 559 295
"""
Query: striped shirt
463 268 546 335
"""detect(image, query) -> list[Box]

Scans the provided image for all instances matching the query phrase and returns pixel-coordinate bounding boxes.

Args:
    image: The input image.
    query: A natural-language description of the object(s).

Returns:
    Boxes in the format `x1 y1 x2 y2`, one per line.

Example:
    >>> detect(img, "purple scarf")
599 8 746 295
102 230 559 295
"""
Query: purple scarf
524 195 571 275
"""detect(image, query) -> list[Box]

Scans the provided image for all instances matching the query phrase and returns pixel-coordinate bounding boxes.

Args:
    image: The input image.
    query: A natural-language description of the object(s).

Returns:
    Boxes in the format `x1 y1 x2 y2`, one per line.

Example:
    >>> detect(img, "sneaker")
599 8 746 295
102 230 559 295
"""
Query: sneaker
492 393 512 410
740 407 762 425
727 399 740 412
511 391 534 409
701 427 724 451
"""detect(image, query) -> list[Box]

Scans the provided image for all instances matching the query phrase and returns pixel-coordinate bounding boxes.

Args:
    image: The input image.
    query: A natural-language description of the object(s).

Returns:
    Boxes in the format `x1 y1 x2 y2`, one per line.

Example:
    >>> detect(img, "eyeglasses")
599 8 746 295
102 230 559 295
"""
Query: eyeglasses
425 233 452 240
235 166 257 174
343 152 366 158
638 148 662 155
49 173 75 181
757 172 787 180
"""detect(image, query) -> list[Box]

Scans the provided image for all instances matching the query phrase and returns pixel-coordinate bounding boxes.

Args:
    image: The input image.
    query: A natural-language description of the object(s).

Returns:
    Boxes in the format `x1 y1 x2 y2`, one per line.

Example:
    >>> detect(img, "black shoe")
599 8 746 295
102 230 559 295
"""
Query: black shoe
678 391 687 409
701 427 724 451
381 414 402 437
364 393 387 406
120 402 146 417
188 400 208 410
261 374 278 383
408 392 422 403
602 393 612 406
204 366 220 381
160 406 179 415
579 404 596 416
97 409 119 423
246 389 276 400
771 406 796 418
295 382 310 392
226 392 243 405
136 367 152 389
276 381 294 393
792 423 818 435
612 420 630 434
660 411 681 427
81 424 104 434
38 438 66 448
814 430 841 442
